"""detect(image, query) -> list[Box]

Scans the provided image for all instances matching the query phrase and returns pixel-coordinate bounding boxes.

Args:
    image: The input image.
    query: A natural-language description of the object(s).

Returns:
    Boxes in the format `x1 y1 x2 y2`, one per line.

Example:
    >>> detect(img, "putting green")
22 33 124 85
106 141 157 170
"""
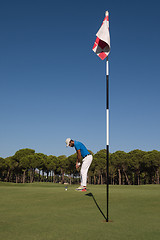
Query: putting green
0 182 159 240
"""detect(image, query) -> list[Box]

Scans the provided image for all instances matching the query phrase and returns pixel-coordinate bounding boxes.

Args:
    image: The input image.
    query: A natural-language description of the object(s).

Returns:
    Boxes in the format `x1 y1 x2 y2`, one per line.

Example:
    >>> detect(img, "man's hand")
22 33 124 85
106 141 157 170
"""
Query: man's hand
76 150 81 169
76 161 81 169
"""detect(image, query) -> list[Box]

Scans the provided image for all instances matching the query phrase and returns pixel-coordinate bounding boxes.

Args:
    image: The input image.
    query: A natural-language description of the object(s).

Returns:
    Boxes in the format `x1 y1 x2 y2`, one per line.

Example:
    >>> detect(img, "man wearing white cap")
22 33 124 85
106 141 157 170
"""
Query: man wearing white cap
65 138 93 192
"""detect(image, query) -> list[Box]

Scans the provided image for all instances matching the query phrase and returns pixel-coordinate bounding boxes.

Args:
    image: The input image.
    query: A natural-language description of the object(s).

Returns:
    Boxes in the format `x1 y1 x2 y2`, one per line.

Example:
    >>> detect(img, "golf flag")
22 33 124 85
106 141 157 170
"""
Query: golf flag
92 11 111 222
92 11 110 60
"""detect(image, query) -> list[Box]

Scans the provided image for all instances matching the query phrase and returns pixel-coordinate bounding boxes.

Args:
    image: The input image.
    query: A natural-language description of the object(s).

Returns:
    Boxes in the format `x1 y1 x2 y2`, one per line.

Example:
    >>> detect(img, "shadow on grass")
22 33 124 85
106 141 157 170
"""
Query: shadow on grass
85 192 107 221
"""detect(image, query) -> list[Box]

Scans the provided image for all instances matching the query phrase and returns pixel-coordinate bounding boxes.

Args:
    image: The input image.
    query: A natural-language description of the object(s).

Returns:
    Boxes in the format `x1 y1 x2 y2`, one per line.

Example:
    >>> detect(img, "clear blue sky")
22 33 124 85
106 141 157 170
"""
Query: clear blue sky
0 0 160 158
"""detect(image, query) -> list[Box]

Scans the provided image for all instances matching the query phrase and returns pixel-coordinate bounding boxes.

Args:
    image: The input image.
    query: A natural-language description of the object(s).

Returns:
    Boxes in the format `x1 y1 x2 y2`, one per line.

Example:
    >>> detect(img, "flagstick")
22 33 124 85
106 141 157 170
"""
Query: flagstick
92 10 110 222
106 56 109 222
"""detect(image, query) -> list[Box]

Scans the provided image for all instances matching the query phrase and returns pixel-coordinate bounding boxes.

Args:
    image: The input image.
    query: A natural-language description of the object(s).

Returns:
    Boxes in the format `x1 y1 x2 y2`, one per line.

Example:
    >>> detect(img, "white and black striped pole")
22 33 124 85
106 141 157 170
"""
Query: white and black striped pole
106 56 109 222
92 10 111 222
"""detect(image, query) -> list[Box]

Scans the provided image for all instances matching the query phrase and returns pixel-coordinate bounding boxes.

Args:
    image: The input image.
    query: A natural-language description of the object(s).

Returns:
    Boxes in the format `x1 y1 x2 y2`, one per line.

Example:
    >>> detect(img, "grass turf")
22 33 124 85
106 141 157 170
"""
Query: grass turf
0 182 160 240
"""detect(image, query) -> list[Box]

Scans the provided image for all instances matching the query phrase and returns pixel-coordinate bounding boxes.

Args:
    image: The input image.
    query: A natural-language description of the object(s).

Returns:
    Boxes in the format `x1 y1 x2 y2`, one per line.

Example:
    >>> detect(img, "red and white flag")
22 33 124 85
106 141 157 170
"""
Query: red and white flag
92 11 110 60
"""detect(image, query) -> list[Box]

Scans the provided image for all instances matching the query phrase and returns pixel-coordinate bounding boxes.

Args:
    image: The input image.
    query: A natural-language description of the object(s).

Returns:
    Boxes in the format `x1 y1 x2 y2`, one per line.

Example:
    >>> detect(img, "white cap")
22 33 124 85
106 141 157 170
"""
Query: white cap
65 138 71 147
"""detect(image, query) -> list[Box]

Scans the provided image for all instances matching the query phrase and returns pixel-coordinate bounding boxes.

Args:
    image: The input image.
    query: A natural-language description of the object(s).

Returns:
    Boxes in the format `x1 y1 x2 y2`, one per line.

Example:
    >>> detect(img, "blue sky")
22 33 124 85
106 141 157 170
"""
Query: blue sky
0 0 160 158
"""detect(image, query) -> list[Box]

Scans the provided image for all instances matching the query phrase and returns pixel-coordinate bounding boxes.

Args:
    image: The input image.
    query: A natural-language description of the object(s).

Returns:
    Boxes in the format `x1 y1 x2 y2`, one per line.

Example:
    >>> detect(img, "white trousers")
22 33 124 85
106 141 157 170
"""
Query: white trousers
80 155 93 187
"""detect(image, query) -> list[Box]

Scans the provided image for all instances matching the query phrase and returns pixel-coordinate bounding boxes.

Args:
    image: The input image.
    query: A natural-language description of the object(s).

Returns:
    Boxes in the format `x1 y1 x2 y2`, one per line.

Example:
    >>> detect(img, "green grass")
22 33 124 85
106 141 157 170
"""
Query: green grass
0 182 160 240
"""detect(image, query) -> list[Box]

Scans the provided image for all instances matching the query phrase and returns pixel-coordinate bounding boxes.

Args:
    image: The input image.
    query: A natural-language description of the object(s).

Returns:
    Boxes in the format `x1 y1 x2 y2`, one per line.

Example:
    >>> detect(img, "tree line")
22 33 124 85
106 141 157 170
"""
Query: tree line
0 148 160 185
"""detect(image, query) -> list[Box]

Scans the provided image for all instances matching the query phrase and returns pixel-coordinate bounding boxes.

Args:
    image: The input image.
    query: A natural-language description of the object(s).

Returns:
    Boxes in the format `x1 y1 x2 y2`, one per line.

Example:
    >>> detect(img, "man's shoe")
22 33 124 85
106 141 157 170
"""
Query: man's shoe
75 186 87 192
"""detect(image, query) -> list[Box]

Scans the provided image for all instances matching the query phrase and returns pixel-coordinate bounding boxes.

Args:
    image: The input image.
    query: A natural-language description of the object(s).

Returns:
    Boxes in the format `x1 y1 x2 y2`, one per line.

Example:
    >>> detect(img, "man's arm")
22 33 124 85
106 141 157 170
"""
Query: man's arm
76 149 81 169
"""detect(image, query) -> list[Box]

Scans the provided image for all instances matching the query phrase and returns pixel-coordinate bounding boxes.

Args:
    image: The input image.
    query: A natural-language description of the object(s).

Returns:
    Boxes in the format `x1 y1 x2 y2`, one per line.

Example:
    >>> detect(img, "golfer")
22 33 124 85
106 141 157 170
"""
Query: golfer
65 138 93 192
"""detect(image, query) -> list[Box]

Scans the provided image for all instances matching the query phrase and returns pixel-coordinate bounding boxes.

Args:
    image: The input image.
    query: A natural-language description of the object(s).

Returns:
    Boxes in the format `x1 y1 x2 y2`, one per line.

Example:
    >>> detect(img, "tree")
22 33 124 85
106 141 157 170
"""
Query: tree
0 157 6 181
142 150 160 184
47 155 58 183
37 153 48 182
1 147 159 185
67 153 78 184
13 148 35 183
128 150 146 185
93 150 106 184
110 151 126 185
33 153 47 182
57 155 67 184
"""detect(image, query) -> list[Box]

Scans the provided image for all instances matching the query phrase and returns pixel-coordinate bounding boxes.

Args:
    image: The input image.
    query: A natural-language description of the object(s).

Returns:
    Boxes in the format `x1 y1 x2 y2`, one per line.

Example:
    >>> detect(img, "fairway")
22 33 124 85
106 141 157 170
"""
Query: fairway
0 183 160 240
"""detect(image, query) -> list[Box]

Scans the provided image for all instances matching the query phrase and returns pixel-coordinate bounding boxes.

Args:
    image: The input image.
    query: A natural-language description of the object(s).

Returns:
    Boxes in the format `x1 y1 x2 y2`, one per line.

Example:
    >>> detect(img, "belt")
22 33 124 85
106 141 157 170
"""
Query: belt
84 154 91 158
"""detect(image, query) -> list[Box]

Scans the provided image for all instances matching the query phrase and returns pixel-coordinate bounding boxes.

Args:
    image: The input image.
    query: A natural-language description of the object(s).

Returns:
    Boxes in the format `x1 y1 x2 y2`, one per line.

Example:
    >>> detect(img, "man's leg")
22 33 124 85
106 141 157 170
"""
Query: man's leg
80 155 93 187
